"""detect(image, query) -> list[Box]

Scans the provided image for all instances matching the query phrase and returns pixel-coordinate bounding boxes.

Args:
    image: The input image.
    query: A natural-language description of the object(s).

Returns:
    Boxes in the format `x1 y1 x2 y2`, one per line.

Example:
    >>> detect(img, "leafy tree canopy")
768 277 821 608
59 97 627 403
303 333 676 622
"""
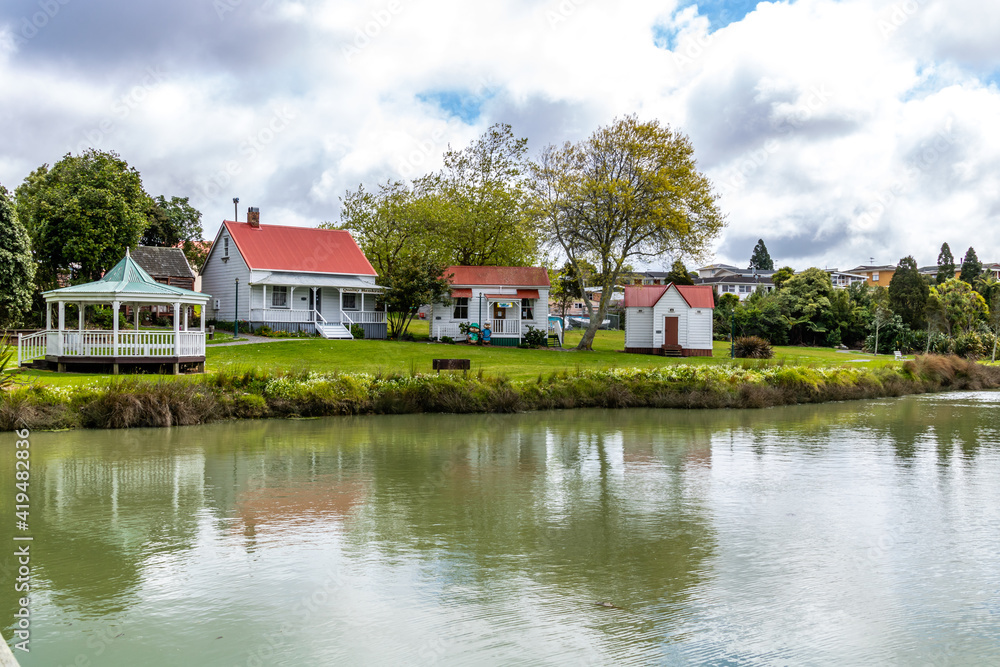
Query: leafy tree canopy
0 184 36 327
959 246 983 285
776 267 835 345
16 149 150 286
936 242 955 284
532 115 725 350
888 255 928 329
772 266 795 289
929 278 987 336
141 195 203 248
380 256 453 340
749 238 774 271
665 259 694 285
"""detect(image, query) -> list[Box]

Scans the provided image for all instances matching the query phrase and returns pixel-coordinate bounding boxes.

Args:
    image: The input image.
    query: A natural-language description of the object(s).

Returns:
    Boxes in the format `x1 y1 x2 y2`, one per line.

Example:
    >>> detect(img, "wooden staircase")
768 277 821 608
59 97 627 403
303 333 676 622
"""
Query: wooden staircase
660 344 683 358
318 323 353 339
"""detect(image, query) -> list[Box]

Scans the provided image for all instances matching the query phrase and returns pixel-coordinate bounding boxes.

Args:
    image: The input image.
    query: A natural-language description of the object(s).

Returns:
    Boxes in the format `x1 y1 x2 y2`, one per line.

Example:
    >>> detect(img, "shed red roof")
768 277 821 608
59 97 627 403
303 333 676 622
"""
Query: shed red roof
223 221 377 275
444 266 550 287
676 285 715 309
623 284 714 309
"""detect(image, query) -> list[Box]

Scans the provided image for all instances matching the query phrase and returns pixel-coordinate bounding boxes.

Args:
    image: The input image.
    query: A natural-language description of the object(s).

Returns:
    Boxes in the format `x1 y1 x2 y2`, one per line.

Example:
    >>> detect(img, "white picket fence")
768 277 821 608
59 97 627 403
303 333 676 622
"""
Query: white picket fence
18 330 205 364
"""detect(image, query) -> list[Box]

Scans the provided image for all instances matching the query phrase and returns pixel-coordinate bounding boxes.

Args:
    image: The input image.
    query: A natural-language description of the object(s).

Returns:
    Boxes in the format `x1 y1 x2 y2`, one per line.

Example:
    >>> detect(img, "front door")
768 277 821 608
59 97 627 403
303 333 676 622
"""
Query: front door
664 316 679 347
493 303 505 319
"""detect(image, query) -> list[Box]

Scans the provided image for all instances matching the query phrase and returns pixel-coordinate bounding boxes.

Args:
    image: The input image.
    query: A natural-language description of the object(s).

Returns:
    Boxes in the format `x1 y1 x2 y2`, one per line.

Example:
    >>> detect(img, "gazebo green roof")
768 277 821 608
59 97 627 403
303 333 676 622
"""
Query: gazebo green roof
43 250 210 302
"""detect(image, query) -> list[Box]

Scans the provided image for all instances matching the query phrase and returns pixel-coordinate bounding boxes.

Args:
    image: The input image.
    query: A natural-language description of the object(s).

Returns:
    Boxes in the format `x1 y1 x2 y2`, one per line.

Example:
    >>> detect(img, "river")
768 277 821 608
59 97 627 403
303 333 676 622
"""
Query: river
3 392 1000 665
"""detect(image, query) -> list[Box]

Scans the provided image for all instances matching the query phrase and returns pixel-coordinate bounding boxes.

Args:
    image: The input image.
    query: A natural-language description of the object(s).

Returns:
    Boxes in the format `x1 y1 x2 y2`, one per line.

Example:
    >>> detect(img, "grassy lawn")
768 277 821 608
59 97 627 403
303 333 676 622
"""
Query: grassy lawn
9 325 907 386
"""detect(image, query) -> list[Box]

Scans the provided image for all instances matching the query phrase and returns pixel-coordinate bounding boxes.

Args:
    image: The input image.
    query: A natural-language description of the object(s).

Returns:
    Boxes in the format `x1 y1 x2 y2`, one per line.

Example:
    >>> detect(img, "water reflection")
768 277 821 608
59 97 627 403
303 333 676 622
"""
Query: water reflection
2 392 999 665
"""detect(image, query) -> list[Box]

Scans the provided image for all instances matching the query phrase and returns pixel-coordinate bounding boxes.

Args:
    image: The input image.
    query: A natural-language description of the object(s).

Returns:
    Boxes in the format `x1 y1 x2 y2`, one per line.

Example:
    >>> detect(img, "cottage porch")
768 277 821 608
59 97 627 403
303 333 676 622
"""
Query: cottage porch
248 278 386 339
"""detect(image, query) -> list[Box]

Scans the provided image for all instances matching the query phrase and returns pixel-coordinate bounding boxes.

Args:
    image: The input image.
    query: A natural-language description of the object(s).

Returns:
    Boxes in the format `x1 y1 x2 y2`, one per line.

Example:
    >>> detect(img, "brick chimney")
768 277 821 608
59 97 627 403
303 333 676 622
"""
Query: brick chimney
247 207 260 228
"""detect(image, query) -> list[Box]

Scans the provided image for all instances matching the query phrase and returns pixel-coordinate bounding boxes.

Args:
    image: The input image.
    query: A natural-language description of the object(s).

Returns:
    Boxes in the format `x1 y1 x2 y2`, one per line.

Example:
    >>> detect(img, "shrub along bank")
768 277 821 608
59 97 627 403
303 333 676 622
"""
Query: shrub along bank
2 355 999 431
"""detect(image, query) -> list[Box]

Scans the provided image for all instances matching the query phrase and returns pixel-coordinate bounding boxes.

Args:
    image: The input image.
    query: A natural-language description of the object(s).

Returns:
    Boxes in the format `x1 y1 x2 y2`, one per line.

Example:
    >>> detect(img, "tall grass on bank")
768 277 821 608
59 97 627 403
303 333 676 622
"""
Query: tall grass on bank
3 355 999 431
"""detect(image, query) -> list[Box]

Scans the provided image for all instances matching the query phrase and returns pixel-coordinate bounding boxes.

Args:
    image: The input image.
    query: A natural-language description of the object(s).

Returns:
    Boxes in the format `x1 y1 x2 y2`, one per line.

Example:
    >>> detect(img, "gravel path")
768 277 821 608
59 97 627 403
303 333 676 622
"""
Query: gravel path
208 334 311 347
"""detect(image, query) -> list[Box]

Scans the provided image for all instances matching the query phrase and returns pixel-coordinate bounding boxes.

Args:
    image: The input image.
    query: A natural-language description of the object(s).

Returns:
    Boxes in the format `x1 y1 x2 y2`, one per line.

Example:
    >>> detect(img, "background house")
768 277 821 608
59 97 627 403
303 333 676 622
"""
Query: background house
848 264 896 287
694 264 775 300
200 208 385 339
131 245 198 323
623 284 714 357
430 266 550 346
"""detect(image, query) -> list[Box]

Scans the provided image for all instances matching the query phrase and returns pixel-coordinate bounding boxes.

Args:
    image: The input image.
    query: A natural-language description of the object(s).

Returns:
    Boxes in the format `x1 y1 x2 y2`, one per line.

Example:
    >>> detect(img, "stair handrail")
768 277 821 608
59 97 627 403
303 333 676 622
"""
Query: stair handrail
341 311 354 326
314 309 327 325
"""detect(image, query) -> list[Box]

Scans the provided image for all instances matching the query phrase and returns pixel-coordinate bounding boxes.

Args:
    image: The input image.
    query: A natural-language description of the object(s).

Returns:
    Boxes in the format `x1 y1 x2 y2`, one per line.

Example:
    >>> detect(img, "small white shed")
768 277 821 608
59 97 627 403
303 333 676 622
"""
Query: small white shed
623 284 715 357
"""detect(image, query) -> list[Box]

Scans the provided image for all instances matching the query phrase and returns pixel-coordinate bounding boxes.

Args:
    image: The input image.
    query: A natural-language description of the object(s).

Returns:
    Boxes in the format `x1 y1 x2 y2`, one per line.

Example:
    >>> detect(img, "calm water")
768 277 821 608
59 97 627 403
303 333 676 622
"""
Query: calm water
3 394 1000 666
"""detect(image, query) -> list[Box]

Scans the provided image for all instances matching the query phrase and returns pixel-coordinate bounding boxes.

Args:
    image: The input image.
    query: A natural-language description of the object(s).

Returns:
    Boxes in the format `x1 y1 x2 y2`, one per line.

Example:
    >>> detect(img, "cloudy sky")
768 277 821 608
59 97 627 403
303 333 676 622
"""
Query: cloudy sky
2 0 998 271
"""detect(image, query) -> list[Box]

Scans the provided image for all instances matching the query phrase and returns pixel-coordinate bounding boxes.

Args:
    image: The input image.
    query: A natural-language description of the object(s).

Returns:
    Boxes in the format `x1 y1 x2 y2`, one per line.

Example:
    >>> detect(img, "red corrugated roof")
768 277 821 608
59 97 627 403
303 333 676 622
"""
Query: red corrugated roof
444 266 550 287
623 284 715 309
451 288 473 298
223 221 377 275
623 285 668 308
676 285 715 309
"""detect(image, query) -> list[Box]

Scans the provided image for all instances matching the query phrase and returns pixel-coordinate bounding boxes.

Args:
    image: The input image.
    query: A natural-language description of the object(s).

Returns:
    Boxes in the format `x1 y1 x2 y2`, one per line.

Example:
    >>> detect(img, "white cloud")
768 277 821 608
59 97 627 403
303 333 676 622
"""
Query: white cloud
1 0 999 267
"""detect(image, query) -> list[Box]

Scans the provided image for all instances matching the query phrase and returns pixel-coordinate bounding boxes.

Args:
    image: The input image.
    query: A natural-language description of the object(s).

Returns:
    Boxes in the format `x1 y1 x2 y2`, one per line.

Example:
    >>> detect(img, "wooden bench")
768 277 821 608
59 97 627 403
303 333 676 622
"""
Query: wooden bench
433 358 471 374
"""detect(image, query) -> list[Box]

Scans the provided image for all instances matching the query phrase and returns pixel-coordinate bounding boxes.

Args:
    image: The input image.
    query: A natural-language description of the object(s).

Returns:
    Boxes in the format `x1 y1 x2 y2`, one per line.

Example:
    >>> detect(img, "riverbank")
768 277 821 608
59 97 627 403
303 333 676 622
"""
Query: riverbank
2 354 998 431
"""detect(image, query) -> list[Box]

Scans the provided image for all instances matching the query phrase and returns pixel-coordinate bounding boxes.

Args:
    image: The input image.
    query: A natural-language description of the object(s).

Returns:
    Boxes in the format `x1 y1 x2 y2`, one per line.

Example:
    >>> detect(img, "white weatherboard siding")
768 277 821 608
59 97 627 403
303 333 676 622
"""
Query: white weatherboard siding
430 287 549 340
625 307 654 348
686 308 713 349
201 231 252 321
652 290 691 348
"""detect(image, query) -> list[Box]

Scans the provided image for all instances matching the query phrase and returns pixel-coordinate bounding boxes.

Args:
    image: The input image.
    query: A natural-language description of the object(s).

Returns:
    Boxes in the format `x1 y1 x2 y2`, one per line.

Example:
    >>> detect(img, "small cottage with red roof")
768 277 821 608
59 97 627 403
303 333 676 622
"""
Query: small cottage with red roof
430 266 550 346
623 284 715 356
200 208 385 339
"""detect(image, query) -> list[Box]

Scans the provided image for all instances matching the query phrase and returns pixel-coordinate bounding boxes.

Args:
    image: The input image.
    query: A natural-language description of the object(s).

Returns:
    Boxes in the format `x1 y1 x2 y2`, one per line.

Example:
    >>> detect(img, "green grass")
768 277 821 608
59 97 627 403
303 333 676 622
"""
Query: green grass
11 328 908 387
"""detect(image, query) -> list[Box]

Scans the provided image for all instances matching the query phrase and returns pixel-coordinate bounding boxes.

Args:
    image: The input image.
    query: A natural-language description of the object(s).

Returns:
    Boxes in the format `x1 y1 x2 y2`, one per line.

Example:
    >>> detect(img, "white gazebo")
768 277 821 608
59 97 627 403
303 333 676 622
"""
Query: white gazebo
18 250 212 374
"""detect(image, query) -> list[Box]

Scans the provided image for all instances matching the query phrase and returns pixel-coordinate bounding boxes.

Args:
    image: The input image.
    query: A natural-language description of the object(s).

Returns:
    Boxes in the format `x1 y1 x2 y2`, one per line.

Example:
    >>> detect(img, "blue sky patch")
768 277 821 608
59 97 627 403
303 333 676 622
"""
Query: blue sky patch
678 0 765 32
416 90 490 123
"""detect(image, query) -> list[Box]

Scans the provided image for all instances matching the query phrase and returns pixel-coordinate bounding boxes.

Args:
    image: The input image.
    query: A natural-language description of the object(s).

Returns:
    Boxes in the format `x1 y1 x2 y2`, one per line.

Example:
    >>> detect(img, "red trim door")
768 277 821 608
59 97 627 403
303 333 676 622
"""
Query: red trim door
664 317 679 347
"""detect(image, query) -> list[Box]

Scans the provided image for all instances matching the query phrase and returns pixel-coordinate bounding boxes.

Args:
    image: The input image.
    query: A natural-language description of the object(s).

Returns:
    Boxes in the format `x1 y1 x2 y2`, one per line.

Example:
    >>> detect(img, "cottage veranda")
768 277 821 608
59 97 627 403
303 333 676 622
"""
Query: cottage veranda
200 208 386 339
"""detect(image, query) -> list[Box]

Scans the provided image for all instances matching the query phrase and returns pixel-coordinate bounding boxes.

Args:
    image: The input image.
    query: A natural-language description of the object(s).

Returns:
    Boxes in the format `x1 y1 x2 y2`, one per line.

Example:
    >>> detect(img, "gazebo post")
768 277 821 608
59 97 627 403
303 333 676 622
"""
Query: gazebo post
46 302 52 330
134 303 139 330
78 302 84 331
173 302 181 374
112 300 120 374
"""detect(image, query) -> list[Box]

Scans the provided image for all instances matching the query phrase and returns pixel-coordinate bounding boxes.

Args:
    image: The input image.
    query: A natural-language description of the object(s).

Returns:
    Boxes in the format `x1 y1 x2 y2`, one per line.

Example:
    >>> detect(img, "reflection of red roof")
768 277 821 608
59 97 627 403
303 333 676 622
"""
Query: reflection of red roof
445 266 549 287
223 221 377 275
623 284 714 309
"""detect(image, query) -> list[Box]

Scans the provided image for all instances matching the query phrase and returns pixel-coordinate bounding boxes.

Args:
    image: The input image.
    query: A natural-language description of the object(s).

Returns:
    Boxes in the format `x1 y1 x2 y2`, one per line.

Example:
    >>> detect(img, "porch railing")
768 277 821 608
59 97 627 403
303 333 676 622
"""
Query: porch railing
345 311 386 324
490 319 522 336
250 308 314 323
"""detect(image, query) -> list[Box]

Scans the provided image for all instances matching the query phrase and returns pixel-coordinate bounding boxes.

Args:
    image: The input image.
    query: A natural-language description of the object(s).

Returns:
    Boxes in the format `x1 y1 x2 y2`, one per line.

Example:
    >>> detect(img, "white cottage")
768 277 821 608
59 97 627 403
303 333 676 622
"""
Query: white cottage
623 284 715 357
430 266 550 346
200 208 386 339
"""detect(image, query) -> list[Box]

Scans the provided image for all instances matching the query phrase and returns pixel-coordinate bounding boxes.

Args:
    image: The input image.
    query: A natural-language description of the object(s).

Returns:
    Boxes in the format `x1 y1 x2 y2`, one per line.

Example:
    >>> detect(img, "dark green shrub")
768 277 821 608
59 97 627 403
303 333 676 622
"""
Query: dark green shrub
441 336 455 344
523 326 547 347
350 324 365 339
734 336 773 359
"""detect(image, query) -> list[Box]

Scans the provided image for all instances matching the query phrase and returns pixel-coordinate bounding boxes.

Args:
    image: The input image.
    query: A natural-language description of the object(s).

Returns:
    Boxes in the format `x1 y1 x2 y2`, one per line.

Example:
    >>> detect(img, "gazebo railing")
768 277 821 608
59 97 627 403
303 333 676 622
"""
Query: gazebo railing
44 330 206 358
17 332 48 366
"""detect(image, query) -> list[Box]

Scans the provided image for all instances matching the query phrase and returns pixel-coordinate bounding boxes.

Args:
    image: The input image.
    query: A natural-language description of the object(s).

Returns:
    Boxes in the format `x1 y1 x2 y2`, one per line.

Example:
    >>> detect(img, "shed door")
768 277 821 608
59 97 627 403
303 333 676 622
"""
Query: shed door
664 316 679 346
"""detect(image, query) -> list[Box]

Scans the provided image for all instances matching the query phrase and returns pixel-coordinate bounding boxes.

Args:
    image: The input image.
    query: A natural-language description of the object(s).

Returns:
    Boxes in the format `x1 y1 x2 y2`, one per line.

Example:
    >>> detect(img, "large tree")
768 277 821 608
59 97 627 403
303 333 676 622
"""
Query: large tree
888 255 928 329
425 123 540 266
532 116 725 350
665 259 695 285
16 149 150 286
141 195 203 248
381 256 453 340
930 278 987 335
936 243 955 285
772 266 795 290
0 184 36 327
959 246 983 285
749 238 774 271
550 259 595 319
775 267 836 346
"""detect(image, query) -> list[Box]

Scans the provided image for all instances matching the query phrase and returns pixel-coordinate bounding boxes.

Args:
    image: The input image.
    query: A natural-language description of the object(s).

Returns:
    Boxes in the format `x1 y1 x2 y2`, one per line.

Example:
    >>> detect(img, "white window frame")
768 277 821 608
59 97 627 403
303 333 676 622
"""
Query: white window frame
453 297 469 319
271 286 288 308
521 299 534 320
343 293 358 310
